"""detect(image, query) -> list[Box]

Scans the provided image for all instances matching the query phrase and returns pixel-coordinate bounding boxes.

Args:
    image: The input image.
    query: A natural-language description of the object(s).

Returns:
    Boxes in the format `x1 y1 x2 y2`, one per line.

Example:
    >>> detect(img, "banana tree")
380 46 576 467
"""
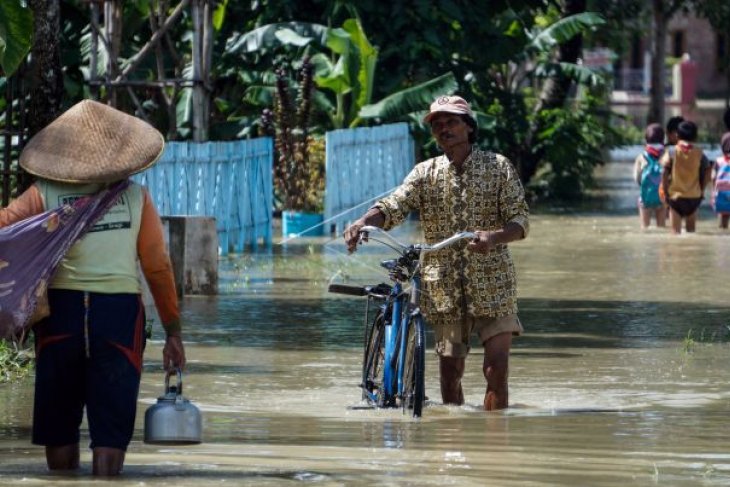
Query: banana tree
488 11 606 94
226 18 459 130
0 1 33 76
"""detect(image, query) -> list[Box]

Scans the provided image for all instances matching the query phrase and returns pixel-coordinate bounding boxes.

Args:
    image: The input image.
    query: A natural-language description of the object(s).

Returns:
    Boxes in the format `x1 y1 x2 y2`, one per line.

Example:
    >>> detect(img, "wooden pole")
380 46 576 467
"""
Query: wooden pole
203 0 212 135
104 0 123 106
88 79 196 87
90 1 99 98
150 1 176 139
191 0 205 141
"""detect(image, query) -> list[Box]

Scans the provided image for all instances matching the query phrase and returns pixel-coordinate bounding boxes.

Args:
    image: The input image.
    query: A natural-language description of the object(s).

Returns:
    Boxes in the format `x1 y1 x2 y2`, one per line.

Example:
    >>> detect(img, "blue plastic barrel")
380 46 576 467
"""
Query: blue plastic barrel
282 211 324 237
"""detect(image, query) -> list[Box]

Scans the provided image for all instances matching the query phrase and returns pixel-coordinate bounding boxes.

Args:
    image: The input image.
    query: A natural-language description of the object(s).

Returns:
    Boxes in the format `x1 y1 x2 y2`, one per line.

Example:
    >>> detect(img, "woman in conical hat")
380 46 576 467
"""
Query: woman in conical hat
0 99 186 476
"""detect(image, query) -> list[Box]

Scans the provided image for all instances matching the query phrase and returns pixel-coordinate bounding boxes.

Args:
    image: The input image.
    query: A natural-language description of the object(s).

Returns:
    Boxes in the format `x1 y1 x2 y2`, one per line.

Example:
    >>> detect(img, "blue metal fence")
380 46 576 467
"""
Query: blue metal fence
324 123 415 235
133 138 273 254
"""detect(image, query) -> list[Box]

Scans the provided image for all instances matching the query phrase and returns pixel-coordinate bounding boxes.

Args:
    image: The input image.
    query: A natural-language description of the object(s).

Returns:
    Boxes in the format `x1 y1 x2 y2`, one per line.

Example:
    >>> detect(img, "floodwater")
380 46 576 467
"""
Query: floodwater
2 160 730 486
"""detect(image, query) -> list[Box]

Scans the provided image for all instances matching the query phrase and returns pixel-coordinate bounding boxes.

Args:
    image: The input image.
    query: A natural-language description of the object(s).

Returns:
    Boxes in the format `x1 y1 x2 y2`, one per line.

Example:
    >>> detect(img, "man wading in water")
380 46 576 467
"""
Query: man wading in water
343 96 529 410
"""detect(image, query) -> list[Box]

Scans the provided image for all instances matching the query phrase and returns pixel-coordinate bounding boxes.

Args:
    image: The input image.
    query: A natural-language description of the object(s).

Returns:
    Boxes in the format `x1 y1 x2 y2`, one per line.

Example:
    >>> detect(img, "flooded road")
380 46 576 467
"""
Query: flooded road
1 160 730 486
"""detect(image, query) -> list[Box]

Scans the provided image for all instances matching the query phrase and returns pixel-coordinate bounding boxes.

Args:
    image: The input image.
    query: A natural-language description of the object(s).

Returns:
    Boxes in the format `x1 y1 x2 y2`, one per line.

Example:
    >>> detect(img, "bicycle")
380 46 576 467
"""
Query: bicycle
329 225 476 417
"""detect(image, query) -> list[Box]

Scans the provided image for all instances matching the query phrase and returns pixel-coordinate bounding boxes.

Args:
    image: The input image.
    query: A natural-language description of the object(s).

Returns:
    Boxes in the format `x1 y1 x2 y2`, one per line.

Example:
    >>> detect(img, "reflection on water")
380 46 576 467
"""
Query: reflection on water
1 161 730 485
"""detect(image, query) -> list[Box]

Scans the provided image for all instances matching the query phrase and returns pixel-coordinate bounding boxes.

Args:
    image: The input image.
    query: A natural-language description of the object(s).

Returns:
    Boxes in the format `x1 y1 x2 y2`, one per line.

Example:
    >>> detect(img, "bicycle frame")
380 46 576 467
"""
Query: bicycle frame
360 280 412 406
358 226 475 409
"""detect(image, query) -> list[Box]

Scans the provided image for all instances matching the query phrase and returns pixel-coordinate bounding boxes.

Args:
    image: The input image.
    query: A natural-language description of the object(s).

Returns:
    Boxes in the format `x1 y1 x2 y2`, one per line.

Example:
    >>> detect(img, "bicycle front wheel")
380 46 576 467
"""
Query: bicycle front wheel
362 311 387 406
401 313 426 417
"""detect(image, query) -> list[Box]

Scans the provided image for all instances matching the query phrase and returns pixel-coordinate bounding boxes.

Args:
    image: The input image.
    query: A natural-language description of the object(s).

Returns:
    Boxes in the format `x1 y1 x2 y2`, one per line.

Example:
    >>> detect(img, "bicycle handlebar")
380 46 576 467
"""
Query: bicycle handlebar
359 225 476 253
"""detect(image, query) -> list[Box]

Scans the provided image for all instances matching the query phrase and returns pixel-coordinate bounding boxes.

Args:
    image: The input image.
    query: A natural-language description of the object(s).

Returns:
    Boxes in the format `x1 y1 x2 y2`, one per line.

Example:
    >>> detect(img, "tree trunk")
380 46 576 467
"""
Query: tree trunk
647 0 667 124
519 0 585 184
27 0 63 137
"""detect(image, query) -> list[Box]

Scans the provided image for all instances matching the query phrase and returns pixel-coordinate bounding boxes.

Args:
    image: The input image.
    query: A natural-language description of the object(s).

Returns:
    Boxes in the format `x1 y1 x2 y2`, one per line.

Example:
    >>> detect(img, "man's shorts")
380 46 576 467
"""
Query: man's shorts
32 289 146 450
668 197 702 217
432 314 523 358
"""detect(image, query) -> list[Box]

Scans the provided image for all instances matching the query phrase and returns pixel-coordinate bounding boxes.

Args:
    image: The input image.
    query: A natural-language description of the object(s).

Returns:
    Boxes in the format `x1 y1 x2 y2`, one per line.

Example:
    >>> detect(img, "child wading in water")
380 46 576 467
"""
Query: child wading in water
710 132 730 229
660 120 711 234
633 123 666 228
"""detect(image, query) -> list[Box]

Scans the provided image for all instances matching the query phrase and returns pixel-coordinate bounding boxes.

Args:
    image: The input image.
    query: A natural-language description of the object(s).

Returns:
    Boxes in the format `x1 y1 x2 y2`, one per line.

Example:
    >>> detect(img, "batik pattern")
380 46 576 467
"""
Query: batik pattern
375 150 529 323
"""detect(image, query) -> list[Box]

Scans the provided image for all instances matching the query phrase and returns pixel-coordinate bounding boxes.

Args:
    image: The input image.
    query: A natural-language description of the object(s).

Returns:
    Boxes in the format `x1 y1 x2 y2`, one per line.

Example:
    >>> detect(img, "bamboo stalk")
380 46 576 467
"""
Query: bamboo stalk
125 87 152 124
88 79 199 86
116 0 191 81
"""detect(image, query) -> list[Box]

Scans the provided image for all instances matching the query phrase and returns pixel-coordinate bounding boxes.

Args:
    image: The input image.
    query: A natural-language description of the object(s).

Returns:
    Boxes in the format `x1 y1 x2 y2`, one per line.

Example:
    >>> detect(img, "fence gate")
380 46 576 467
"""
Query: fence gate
132 138 274 254
324 123 415 235
0 68 31 207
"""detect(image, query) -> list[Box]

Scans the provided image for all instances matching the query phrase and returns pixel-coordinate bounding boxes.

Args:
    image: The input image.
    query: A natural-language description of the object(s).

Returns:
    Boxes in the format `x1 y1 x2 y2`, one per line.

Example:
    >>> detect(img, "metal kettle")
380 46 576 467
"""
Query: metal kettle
144 368 202 445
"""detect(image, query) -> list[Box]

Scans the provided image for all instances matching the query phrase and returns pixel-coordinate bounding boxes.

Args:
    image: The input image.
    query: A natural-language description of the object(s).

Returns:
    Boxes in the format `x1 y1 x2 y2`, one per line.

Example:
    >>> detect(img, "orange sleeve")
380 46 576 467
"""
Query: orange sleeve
137 188 181 336
0 184 45 227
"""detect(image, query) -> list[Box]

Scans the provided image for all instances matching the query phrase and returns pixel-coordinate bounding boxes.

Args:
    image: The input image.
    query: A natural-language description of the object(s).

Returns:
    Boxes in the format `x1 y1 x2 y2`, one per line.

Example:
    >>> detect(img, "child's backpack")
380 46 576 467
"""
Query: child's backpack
713 157 730 213
640 152 663 207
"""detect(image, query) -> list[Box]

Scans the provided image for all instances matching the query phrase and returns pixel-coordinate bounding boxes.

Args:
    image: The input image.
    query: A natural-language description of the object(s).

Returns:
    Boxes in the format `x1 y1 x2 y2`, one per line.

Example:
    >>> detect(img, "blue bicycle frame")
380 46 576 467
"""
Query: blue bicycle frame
375 274 423 406
332 226 475 415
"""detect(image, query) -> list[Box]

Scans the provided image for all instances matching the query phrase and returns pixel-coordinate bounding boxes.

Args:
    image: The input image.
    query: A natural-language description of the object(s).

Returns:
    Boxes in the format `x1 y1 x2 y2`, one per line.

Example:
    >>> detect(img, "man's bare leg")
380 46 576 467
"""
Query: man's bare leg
439 356 465 405
483 332 512 411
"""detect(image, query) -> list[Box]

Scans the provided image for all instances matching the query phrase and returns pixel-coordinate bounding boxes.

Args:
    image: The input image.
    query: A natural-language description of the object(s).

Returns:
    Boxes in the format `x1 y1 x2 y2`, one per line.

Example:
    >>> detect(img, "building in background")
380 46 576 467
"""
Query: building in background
614 11 726 97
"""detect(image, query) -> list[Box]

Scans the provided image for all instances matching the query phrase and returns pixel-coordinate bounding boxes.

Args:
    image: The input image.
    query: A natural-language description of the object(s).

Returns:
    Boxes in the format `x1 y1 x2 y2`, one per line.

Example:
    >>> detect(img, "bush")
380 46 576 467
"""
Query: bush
0 339 33 383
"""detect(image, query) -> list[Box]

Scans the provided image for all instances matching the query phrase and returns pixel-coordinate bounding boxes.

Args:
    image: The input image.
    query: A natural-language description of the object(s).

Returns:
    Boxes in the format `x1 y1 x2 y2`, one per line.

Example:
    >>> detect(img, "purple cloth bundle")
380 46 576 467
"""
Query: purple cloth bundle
0 180 130 339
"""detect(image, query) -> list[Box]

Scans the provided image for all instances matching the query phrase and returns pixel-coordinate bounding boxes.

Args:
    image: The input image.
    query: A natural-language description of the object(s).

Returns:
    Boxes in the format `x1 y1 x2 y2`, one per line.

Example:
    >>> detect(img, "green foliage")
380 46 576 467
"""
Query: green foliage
0 0 33 76
526 12 605 55
7 1 627 202
0 339 33 383
528 93 615 200
226 18 464 132
309 18 378 128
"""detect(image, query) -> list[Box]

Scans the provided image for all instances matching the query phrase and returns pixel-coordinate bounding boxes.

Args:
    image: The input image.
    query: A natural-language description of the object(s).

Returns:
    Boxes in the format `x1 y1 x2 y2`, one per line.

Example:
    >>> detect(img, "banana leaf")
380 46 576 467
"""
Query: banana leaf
0 1 33 76
527 12 605 54
358 72 459 121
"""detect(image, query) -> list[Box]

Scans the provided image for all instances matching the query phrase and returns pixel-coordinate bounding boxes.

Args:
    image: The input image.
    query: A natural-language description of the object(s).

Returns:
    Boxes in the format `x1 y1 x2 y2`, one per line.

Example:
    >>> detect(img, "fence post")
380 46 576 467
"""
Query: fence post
163 216 218 296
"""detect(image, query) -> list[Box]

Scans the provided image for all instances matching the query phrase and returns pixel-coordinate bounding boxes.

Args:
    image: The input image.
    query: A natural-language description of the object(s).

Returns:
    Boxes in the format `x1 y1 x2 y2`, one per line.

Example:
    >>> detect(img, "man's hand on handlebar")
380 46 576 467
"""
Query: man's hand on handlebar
343 209 386 253
344 221 368 253
467 230 496 254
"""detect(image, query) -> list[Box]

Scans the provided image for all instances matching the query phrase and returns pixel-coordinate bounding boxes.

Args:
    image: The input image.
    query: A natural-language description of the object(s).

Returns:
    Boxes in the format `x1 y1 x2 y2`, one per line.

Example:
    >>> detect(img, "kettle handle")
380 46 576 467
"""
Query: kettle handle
164 367 183 396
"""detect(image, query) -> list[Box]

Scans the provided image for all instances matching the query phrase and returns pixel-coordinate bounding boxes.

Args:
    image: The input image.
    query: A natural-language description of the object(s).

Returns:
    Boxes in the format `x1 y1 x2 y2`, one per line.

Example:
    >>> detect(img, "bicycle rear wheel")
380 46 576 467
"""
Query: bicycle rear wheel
362 311 387 406
401 313 426 417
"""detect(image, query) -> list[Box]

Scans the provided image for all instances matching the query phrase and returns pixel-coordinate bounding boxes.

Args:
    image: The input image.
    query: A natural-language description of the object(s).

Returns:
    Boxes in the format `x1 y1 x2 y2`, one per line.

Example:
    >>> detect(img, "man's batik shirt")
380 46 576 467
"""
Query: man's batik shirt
374 149 529 323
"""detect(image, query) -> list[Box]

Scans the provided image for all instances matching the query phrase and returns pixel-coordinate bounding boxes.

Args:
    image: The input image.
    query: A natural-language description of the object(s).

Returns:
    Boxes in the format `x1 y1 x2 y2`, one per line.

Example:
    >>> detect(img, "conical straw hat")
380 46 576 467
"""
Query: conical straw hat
20 99 164 183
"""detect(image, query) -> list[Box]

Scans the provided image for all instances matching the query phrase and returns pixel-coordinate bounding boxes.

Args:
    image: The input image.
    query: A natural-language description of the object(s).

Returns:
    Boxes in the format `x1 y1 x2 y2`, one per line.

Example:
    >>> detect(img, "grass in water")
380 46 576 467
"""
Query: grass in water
0 339 34 383
682 329 695 354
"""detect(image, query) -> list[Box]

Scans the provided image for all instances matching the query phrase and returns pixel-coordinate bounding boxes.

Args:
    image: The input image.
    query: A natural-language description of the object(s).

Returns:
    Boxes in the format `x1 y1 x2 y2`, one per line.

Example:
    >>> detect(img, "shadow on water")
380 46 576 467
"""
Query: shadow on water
176 293 730 350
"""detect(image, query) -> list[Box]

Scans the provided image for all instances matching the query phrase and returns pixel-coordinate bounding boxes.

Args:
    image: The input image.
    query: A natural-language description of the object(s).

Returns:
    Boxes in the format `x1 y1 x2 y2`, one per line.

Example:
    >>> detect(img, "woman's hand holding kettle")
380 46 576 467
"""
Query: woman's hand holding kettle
163 334 186 371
